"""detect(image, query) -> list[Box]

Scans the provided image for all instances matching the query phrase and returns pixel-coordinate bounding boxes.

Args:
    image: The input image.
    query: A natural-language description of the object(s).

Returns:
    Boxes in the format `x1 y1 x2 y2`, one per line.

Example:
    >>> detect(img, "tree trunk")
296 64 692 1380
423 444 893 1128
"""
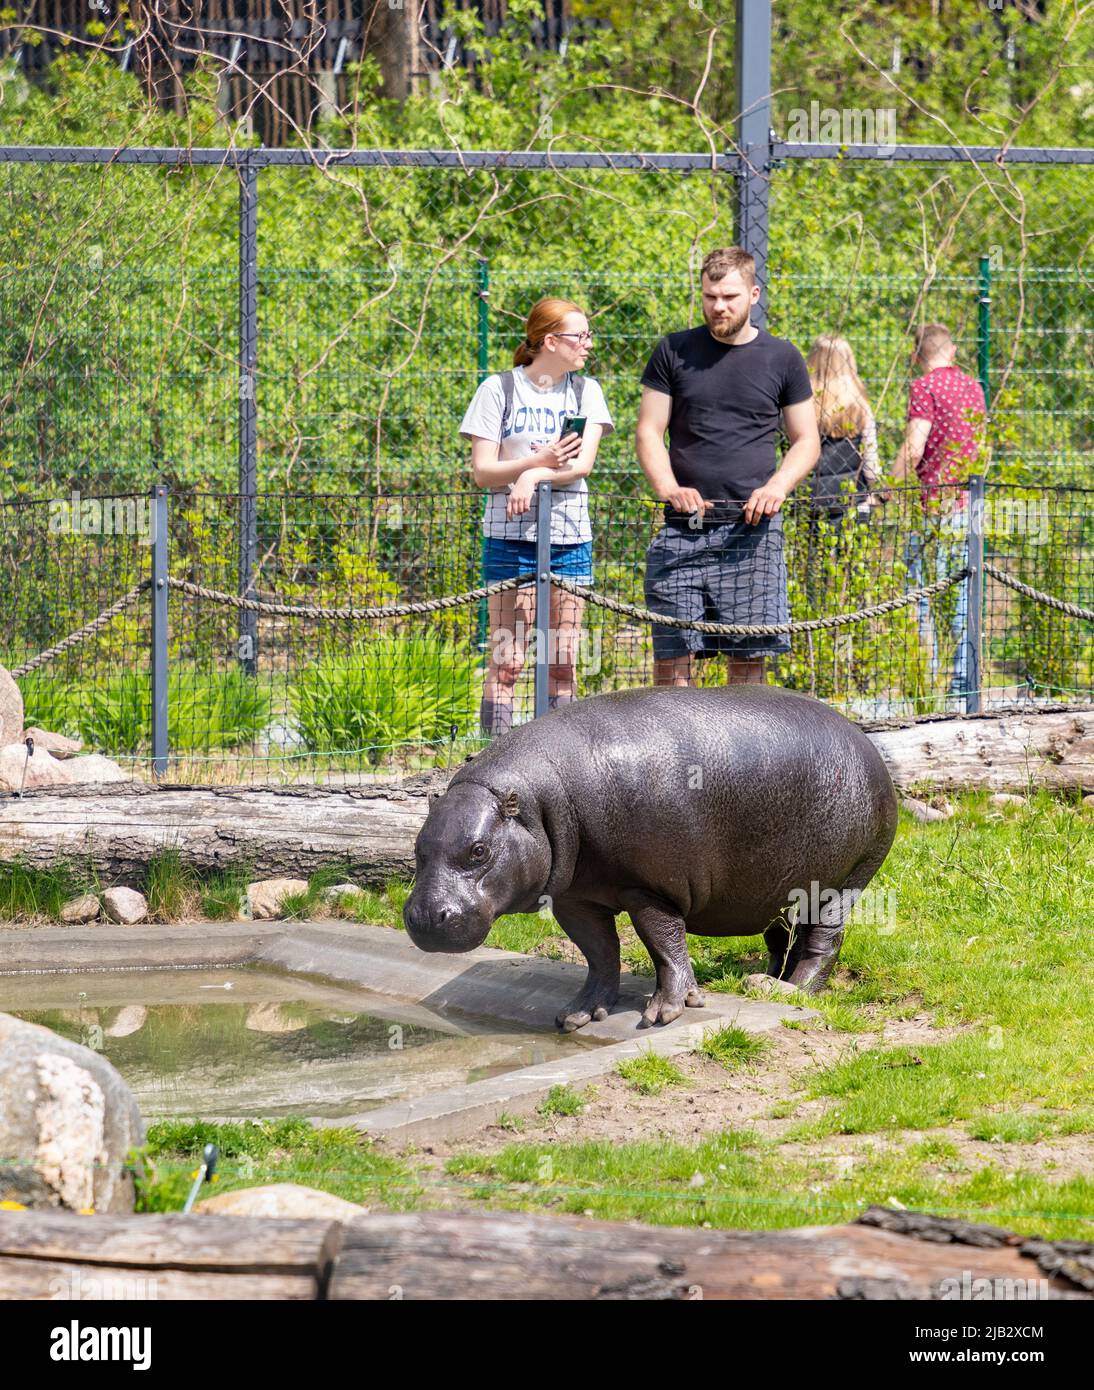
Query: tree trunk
0 1206 1089 1301
1 712 1090 881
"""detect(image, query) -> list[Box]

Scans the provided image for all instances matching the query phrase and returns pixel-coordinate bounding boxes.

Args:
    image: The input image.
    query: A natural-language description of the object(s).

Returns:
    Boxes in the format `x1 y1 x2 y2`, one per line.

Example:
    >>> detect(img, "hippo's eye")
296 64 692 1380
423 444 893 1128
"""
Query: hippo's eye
470 842 488 863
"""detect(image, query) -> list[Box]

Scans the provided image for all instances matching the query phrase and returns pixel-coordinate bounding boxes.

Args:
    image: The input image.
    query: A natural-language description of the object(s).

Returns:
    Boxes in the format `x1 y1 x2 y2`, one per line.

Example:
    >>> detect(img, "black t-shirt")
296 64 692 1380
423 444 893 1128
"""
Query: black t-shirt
641 326 814 503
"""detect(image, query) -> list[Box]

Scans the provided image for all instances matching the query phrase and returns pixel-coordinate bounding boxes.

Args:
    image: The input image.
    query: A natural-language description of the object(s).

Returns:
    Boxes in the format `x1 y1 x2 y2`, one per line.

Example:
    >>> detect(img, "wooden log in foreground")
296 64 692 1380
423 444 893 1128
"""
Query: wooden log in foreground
0 710 1089 880
0 1206 1091 1300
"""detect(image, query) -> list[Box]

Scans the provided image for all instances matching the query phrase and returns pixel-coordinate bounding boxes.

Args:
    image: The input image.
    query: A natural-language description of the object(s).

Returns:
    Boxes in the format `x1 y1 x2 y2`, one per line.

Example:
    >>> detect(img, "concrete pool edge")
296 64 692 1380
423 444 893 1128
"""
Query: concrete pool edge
0 919 818 1143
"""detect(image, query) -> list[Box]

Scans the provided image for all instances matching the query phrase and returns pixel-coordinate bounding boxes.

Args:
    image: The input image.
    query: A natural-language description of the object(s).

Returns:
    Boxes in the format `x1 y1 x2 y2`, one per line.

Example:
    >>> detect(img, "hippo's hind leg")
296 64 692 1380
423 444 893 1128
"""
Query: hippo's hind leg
786 854 883 994
620 892 704 1027
764 918 803 981
554 901 621 1032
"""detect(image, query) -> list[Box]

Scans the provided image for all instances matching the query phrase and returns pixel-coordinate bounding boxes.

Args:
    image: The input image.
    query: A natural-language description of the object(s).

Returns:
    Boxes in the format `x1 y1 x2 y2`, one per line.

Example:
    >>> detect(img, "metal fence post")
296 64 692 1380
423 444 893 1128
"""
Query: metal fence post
533 480 553 718
977 253 991 411
238 152 259 676
476 257 490 652
734 0 773 325
966 474 984 715
151 483 169 778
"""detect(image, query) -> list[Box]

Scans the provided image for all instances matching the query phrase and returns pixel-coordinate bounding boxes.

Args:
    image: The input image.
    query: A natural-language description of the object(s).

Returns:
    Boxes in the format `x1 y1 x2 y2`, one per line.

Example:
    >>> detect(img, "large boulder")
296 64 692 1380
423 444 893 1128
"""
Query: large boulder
0 1012 145 1213
0 667 23 747
0 742 72 793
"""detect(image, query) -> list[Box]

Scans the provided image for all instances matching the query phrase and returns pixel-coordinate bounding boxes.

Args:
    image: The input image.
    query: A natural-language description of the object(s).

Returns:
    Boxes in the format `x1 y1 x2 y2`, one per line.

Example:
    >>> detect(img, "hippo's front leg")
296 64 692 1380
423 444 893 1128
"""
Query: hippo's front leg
621 892 705 1027
553 901 621 1032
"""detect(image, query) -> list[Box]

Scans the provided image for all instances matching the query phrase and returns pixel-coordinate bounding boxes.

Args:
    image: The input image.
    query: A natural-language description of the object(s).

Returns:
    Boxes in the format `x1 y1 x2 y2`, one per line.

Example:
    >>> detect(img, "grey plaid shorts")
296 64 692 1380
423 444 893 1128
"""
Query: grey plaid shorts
643 512 791 659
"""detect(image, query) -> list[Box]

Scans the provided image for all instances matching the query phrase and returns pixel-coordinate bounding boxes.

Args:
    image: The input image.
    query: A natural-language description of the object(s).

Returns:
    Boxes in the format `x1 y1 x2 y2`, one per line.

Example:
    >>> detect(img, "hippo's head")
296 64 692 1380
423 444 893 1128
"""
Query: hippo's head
403 780 551 953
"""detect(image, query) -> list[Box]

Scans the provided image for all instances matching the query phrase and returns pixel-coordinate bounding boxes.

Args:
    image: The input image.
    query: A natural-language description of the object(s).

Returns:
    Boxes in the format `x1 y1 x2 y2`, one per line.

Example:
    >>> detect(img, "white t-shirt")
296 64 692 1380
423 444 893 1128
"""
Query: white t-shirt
459 366 614 543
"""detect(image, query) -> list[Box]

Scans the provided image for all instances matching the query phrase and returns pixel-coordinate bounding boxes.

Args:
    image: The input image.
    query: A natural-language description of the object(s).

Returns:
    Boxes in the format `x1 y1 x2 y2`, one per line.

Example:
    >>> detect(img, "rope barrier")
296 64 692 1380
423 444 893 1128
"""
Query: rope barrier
7 563 1089 674
983 563 1094 622
9 582 150 677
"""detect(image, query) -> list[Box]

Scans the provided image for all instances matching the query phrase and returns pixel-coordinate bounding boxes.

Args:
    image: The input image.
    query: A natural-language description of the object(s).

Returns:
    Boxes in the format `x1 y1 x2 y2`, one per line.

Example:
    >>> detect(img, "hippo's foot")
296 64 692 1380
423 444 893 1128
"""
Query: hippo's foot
557 981 620 1033
640 980 701 1027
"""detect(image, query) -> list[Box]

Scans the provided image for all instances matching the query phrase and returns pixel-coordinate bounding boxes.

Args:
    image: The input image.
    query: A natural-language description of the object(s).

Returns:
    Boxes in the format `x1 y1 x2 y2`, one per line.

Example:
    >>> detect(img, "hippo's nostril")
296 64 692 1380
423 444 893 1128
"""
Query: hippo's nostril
436 906 453 923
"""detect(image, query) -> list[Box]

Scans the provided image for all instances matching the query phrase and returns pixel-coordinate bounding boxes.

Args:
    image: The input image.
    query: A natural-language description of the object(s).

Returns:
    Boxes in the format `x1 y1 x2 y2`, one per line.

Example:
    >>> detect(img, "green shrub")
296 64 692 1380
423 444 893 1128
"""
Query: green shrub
290 635 481 762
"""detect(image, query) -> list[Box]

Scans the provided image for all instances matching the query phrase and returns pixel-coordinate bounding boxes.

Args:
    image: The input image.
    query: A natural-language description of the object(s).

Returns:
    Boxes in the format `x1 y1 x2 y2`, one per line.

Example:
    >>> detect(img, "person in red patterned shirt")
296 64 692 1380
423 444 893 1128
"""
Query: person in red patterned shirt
892 324 987 704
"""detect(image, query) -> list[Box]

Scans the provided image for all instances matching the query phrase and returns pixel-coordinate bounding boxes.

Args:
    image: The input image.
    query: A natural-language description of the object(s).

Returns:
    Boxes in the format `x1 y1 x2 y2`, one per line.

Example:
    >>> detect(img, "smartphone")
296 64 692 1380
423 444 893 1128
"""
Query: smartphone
560 415 587 437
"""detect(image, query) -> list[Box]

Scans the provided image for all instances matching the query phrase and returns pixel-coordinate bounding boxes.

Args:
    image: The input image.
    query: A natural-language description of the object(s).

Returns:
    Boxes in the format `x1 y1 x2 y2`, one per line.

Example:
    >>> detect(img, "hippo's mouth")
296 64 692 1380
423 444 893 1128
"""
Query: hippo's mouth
403 900 493 954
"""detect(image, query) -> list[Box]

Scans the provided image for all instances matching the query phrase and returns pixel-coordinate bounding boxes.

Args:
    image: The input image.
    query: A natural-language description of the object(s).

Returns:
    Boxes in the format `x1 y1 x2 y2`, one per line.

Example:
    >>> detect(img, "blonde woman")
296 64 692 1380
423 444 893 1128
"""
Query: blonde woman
805 334 882 522
460 298 614 736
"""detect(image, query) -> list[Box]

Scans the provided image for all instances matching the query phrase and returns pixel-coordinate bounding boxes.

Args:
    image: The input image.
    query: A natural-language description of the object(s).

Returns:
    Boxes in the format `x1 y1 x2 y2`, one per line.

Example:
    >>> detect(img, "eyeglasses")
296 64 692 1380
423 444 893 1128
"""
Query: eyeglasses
555 331 594 344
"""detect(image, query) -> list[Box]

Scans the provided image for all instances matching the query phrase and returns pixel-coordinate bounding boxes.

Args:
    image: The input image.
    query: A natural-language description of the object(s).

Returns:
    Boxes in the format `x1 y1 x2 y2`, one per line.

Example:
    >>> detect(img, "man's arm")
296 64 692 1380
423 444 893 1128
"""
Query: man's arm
891 417 932 482
742 398 820 525
636 385 711 516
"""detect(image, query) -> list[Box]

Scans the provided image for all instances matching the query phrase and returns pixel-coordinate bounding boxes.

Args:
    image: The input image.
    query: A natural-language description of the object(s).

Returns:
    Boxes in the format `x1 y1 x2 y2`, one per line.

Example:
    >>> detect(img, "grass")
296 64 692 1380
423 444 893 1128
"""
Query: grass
142 849 200 921
0 860 94 920
695 1024 770 1069
617 1050 688 1096
443 1130 1094 1239
135 1118 418 1212
200 865 252 921
539 1085 590 1118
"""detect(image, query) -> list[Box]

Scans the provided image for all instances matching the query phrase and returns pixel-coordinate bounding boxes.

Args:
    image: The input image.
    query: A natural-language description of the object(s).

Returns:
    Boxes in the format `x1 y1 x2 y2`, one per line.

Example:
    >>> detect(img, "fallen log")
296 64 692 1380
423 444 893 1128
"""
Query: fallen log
0 1206 1090 1300
0 710 1089 880
0 1210 341 1300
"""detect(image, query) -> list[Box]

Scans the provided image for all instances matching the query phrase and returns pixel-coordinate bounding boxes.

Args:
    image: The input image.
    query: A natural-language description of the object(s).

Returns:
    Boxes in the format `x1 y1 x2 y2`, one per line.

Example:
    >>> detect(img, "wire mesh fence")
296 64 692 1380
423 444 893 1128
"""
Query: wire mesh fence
2 480 1091 787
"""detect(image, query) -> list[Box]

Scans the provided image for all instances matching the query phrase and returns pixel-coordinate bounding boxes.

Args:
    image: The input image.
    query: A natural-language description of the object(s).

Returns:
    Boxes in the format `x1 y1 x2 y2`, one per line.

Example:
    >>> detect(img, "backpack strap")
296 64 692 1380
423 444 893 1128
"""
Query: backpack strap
498 370 516 441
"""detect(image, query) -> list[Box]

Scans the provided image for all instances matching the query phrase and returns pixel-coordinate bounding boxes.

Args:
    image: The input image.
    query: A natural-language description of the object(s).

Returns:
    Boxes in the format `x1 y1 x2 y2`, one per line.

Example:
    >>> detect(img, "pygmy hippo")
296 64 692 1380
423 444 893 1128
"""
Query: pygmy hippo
403 686 897 1031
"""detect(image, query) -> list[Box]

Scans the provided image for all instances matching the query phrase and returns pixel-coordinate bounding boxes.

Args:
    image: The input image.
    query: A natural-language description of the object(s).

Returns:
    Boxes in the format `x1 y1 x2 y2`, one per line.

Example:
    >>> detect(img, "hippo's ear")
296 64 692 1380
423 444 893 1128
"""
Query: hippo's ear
500 789 520 818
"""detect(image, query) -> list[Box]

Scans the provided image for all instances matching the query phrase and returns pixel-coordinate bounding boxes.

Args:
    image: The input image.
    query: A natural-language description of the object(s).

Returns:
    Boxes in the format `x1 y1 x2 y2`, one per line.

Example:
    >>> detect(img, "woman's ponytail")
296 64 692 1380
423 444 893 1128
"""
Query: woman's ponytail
512 298 583 369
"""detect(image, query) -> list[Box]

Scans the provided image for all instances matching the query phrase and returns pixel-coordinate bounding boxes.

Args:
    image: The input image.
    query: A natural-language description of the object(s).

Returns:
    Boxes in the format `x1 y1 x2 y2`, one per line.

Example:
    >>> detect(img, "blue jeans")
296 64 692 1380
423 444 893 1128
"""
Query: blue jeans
905 510 970 697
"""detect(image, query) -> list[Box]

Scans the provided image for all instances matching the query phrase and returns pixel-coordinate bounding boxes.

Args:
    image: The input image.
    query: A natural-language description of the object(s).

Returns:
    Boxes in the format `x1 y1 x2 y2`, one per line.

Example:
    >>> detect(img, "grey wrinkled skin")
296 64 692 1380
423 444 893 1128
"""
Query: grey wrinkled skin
404 686 897 1032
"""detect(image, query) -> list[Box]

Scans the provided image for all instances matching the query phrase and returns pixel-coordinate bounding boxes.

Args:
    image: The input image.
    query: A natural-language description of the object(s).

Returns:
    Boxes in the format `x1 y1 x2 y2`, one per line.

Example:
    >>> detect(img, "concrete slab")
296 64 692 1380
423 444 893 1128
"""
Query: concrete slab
0 917 818 1144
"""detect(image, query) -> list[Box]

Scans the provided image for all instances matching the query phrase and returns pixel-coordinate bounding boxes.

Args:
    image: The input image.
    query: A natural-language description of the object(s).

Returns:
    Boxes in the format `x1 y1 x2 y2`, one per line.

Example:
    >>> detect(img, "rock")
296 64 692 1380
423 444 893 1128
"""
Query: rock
244 877 310 920
59 894 100 925
104 1005 147 1039
194 1182 366 1220
22 727 83 759
0 667 24 747
63 754 131 785
989 793 1027 807
0 742 73 793
0 1011 144 1212
1082 794 1094 810
901 796 954 823
102 887 148 925
323 882 362 905
244 1002 308 1034
742 972 801 998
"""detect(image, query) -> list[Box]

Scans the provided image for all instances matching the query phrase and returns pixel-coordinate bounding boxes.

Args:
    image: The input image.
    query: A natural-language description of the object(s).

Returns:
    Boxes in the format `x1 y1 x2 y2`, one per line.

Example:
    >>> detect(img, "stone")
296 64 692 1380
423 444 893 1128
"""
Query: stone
102 887 148 925
989 793 1027 807
0 667 24 747
0 742 73 793
900 796 954 823
104 1006 148 1039
63 754 131 785
244 1002 308 1034
244 877 310 920
742 972 801 998
0 1011 144 1212
323 882 363 905
59 894 100 925
1081 795 1094 810
22 727 83 759
194 1182 366 1220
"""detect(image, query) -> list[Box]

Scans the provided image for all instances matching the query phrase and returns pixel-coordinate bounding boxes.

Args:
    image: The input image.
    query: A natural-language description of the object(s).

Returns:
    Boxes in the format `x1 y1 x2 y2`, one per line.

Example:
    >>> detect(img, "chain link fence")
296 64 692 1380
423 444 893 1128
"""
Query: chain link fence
1 479 1091 786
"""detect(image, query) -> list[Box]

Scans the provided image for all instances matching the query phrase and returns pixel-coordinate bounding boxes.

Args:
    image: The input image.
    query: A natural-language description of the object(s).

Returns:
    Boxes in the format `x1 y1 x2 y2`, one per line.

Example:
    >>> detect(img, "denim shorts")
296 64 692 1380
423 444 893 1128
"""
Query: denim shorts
643 513 790 659
482 537 593 586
